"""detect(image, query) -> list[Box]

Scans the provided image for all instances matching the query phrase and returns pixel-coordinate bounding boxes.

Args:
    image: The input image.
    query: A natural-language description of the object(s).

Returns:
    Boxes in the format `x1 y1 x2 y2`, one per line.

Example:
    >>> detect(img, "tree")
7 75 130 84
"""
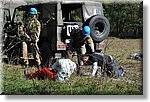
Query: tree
103 1 143 39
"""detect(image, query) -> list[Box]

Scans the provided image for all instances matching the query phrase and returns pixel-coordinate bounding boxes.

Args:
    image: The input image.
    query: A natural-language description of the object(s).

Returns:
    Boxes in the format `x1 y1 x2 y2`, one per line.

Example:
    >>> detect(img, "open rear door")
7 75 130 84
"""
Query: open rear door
38 3 57 65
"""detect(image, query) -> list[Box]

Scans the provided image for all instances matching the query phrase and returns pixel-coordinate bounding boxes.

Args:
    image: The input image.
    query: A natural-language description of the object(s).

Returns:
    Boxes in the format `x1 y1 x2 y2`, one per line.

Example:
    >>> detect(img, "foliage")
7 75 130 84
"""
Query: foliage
103 2 143 38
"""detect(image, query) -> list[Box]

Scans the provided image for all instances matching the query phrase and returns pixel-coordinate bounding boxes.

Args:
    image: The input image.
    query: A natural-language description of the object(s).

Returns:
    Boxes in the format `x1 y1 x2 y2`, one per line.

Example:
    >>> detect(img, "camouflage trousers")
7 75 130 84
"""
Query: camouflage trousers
22 42 41 66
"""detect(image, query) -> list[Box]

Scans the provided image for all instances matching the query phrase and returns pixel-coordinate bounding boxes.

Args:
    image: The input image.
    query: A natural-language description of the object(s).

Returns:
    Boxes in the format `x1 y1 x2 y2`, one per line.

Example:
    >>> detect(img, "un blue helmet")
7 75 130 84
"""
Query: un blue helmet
29 8 38 15
82 26 91 36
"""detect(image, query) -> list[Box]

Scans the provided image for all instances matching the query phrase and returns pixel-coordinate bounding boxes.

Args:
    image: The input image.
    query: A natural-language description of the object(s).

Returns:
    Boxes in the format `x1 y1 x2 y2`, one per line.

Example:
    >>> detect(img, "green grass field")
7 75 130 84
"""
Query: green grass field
1 37 143 95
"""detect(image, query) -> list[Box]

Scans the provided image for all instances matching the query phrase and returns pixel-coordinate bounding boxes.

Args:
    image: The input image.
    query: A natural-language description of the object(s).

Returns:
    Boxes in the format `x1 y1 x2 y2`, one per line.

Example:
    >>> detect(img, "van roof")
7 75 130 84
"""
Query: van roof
25 0 102 5
4 0 102 9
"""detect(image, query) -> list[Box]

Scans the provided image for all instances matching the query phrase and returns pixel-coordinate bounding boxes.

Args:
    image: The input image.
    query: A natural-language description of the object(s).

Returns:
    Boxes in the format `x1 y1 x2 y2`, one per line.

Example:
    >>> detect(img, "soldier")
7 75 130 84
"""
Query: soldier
19 8 41 76
71 26 95 66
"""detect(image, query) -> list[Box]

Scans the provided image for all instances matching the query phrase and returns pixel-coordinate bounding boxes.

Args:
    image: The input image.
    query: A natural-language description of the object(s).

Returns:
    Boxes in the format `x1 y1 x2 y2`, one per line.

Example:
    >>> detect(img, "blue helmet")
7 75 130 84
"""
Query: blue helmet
29 8 38 15
82 26 91 36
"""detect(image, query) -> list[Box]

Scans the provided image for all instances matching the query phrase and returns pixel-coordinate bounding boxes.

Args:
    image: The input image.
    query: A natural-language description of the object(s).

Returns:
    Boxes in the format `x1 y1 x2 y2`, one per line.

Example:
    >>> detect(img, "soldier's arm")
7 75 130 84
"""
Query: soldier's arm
36 20 41 38
34 20 41 43
18 22 31 40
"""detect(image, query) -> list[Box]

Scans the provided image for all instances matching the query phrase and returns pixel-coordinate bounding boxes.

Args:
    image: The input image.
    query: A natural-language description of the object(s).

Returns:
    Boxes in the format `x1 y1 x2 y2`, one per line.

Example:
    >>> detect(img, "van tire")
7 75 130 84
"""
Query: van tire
85 15 110 42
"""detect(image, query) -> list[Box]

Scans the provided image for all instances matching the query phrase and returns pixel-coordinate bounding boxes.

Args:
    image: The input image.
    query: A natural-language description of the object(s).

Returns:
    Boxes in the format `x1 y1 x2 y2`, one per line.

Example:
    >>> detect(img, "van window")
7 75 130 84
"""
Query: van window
83 5 103 21
62 4 83 22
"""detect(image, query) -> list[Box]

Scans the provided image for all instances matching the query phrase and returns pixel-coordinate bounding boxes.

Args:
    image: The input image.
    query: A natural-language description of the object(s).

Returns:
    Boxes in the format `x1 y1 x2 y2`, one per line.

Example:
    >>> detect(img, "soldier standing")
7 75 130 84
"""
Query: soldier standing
20 8 41 76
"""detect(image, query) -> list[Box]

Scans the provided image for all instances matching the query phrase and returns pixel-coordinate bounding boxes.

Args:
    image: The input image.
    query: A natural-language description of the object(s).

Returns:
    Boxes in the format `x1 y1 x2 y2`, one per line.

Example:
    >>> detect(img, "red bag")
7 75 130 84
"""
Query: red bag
28 68 57 80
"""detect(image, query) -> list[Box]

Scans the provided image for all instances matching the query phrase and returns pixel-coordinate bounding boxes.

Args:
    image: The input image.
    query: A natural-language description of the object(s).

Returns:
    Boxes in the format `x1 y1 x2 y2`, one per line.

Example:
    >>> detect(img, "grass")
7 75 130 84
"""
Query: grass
1 37 143 95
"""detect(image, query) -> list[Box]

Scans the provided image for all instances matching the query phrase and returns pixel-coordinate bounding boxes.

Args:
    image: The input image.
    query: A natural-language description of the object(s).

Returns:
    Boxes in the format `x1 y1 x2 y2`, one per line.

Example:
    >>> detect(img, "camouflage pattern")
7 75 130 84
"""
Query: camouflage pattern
79 35 95 55
18 22 31 41
22 42 41 65
71 28 95 55
25 17 41 43
22 16 41 66
71 28 95 66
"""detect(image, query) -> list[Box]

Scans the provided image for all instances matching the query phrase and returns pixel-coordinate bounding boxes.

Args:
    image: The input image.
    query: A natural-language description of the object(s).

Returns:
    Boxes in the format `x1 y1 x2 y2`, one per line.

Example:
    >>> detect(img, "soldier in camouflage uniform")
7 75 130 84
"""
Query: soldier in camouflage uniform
19 8 41 76
71 26 95 66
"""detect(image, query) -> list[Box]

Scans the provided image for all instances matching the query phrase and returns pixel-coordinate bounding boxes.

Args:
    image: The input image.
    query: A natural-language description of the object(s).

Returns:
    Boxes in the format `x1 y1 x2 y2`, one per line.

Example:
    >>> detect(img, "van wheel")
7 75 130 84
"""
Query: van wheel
85 15 110 42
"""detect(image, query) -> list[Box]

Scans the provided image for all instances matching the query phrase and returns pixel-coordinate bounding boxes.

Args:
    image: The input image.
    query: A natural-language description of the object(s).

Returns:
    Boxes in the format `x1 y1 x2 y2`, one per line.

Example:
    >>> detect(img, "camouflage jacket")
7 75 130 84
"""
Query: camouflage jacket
25 17 41 43
71 28 93 47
